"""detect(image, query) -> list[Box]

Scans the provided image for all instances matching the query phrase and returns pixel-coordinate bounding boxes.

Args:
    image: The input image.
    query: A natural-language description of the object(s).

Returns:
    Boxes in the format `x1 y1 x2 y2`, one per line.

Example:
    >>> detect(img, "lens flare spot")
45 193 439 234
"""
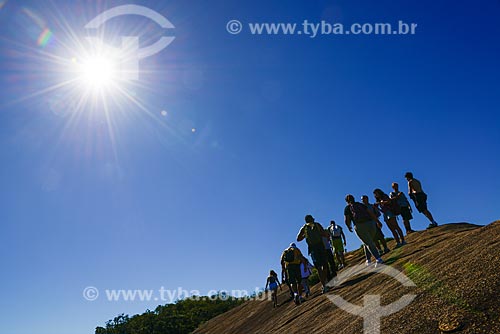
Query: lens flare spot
37 27 53 47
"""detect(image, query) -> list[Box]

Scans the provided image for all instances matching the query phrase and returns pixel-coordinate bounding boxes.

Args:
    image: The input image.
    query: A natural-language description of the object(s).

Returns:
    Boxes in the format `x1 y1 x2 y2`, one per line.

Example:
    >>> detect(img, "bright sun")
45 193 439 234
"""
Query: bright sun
78 55 118 89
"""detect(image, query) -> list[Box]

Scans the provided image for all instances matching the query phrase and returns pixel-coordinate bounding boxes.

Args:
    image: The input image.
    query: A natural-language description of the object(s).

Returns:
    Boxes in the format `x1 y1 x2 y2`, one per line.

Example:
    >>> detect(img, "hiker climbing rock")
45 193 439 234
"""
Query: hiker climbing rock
328 220 346 269
297 215 331 294
373 189 406 248
299 257 314 297
322 229 338 280
405 172 438 229
265 270 281 308
390 182 415 234
344 195 384 266
280 243 305 305
362 195 390 256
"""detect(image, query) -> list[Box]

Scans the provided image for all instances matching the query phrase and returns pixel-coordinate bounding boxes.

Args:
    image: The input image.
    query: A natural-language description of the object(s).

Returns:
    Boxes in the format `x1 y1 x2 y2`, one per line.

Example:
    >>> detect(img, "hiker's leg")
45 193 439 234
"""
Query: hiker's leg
288 267 299 295
328 251 337 277
424 209 436 223
396 224 405 243
333 239 346 266
380 236 388 250
301 278 307 294
363 245 371 262
334 250 340 265
403 219 412 233
355 222 381 259
387 218 401 244
318 265 328 285
340 251 346 266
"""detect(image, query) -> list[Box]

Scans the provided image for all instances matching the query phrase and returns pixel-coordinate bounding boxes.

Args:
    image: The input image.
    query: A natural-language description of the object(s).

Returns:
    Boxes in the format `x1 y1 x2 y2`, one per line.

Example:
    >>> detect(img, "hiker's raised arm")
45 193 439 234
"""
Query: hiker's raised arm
344 215 353 232
296 226 306 241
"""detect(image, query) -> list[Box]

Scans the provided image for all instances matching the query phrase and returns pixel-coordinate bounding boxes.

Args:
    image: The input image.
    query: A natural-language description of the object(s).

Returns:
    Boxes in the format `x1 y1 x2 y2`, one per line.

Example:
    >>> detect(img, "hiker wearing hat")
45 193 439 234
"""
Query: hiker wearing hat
328 220 346 269
280 243 306 305
405 172 438 229
297 215 331 293
344 195 384 265
390 182 416 234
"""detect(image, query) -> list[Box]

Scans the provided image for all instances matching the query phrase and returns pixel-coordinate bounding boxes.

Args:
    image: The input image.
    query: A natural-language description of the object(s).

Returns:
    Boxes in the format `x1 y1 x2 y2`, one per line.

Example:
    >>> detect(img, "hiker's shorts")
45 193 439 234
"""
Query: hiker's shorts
413 192 428 213
331 237 344 253
400 206 413 221
309 244 328 268
286 264 301 285
384 210 397 221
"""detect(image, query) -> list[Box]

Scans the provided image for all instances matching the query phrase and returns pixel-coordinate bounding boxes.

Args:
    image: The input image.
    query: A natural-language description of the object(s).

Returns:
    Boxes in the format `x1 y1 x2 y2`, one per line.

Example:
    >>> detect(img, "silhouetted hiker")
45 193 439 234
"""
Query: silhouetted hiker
280 243 305 305
322 232 337 281
265 270 282 308
328 220 346 269
300 257 314 297
405 172 438 229
344 195 384 265
391 182 415 234
373 189 406 248
297 215 330 293
361 195 390 255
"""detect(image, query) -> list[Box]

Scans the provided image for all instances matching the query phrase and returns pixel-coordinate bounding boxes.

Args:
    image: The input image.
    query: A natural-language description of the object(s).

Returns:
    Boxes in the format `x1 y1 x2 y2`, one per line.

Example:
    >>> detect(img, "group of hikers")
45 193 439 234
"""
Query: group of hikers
265 172 438 307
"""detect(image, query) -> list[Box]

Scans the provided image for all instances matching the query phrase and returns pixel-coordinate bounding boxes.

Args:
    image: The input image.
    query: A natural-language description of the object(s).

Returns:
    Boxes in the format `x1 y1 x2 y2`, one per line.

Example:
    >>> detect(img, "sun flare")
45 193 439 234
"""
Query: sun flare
78 55 118 90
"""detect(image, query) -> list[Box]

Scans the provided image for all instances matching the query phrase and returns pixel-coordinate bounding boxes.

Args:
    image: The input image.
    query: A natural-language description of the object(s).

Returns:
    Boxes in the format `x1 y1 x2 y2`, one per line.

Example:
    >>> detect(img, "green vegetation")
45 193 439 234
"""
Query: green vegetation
95 296 244 334
308 268 320 285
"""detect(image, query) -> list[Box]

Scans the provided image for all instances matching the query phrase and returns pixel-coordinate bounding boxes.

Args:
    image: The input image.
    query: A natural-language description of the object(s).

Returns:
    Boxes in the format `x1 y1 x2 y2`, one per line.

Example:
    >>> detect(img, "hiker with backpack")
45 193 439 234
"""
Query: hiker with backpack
300 257 314 297
328 220 346 269
265 270 282 308
297 215 331 293
405 172 438 229
390 182 416 234
344 195 384 265
280 243 306 305
361 195 390 255
373 188 406 248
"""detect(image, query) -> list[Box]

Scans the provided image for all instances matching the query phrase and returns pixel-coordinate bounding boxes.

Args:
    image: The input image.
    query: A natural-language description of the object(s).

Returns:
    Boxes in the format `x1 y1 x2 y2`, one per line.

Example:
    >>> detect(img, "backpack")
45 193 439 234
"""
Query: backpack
349 202 372 224
391 191 410 208
283 248 295 263
304 223 323 247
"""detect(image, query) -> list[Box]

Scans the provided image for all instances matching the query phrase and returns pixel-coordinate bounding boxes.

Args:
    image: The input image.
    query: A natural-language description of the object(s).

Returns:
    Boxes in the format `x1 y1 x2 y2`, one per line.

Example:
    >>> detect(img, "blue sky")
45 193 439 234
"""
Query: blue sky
0 0 499 333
